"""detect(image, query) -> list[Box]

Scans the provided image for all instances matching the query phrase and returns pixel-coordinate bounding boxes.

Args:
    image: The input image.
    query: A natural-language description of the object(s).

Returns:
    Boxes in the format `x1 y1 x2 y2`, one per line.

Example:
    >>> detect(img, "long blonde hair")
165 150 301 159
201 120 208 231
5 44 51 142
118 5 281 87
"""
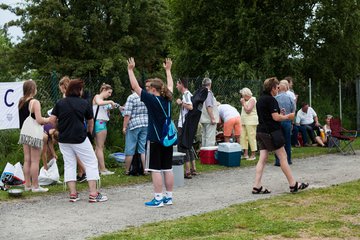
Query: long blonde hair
18 80 36 109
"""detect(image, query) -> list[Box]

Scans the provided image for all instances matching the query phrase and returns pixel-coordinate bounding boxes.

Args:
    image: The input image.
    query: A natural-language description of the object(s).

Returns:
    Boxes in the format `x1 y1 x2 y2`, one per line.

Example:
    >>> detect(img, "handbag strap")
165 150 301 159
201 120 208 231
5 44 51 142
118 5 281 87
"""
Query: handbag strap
153 97 171 141
93 105 100 122
92 96 100 122
155 97 170 117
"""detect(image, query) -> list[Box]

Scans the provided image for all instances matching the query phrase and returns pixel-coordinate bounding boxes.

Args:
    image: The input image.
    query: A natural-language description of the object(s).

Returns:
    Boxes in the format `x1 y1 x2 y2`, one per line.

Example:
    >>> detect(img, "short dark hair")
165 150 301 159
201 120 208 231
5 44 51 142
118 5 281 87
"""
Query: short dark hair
301 102 308 108
66 79 84 97
178 78 189 89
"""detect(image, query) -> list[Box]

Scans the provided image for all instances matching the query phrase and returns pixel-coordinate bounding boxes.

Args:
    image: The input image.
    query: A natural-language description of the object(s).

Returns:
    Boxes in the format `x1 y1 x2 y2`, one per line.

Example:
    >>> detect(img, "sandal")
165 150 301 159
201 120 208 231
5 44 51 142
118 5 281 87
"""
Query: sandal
184 172 192 179
290 182 309 193
252 186 271 194
190 169 198 176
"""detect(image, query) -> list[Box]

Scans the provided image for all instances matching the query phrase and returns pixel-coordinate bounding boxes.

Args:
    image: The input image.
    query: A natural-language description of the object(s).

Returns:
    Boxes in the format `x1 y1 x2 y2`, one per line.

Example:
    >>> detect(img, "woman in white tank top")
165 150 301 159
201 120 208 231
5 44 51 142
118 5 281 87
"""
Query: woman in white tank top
92 83 117 175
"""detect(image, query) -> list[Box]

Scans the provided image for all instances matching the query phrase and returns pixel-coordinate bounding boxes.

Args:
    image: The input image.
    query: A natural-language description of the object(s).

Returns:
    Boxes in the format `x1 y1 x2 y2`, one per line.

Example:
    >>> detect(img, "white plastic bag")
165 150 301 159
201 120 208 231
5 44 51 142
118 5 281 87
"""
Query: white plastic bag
1 162 25 186
14 162 25 183
38 158 60 185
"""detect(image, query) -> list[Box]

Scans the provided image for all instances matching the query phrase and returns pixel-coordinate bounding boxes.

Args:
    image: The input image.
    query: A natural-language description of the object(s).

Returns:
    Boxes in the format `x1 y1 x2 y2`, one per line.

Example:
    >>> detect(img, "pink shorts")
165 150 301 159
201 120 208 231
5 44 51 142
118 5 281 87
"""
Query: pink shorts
223 116 241 137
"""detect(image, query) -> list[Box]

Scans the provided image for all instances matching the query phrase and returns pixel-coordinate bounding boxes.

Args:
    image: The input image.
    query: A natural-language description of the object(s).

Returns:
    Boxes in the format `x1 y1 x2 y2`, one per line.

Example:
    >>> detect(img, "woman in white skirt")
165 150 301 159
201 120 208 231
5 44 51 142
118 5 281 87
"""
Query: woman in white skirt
18 80 50 192
49 79 107 202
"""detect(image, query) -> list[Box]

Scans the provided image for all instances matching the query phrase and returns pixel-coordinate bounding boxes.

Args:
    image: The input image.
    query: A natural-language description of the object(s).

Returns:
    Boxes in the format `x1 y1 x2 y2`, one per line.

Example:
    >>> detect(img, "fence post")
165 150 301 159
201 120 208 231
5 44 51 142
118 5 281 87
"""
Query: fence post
309 78 312 107
356 76 360 131
339 79 342 121
51 70 58 104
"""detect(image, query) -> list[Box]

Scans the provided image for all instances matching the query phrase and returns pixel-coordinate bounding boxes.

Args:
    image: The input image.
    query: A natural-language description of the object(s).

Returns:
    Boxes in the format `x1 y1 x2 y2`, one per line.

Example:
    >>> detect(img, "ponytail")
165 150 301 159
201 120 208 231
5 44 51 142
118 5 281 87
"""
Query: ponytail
149 78 172 101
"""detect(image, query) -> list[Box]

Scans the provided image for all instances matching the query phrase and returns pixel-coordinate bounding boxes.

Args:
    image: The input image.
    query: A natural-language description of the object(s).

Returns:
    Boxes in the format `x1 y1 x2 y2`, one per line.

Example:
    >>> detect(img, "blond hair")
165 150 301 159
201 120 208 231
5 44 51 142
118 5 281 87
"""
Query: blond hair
263 77 279 93
148 78 173 101
99 83 112 93
239 87 253 97
59 76 70 90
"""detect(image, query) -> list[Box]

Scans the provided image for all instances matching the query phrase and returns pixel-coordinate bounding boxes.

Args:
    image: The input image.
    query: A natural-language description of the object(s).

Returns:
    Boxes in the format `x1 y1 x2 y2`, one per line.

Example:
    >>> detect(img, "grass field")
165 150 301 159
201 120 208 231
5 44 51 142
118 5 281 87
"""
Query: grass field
93 180 360 240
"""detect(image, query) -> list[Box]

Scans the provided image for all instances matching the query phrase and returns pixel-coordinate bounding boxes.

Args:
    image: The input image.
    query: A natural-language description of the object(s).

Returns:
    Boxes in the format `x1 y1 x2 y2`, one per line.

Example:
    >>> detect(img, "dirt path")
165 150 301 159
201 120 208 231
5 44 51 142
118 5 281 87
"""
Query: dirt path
1 152 359 240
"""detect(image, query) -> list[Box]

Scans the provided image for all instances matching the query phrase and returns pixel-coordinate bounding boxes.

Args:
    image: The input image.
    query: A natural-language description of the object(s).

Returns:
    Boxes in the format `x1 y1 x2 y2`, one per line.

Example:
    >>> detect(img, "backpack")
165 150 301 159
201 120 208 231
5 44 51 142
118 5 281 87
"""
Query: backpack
153 98 178 147
129 153 144 176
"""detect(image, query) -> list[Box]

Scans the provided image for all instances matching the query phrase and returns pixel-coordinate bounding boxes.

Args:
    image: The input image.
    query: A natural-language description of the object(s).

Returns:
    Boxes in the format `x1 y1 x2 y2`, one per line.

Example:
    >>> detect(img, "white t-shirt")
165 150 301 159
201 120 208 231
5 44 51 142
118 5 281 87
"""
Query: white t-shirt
295 107 317 125
218 104 240 122
178 90 193 128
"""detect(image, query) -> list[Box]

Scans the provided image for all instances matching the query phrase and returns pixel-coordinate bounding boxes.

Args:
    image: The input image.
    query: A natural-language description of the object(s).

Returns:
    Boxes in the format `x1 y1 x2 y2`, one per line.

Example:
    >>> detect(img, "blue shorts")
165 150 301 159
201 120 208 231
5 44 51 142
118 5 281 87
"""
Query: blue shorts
95 120 107 133
124 127 147 155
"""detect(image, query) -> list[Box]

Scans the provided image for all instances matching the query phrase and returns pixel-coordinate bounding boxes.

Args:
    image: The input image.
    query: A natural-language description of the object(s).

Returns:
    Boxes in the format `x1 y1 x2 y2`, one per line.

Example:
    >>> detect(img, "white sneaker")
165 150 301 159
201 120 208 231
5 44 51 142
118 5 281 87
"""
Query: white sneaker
100 170 115 176
248 156 256 161
32 186 49 193
24 186 32 192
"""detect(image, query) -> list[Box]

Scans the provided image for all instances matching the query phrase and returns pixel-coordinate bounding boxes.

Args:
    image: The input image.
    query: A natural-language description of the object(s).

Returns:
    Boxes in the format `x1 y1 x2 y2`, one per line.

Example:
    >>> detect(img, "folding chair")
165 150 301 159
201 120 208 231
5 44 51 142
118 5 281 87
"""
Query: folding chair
329 118 357 155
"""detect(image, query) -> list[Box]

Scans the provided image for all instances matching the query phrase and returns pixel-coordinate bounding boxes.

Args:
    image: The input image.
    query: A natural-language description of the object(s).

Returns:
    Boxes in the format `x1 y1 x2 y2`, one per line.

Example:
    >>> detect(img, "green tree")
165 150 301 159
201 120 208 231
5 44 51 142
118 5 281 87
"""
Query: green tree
302 0 360 84
169 0 315 79
1 0 170 78
300 0 360 126
0 29 14 82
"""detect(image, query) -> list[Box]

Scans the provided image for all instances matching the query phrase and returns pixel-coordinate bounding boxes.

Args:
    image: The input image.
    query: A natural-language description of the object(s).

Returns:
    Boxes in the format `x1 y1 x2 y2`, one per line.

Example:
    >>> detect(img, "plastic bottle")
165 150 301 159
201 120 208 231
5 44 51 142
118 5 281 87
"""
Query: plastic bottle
320 129 326 142
104 104 112 110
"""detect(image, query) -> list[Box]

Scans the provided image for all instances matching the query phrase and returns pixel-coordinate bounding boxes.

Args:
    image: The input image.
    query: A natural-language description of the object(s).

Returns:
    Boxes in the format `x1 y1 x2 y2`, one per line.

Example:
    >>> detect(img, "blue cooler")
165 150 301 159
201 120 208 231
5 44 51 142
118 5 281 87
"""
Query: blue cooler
217 142 242 167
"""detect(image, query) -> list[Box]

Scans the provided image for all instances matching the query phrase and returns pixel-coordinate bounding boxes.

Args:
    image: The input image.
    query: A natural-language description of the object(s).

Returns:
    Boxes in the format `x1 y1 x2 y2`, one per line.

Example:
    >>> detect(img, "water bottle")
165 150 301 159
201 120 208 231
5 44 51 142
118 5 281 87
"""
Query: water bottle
104 104 112 110
320 129 325 142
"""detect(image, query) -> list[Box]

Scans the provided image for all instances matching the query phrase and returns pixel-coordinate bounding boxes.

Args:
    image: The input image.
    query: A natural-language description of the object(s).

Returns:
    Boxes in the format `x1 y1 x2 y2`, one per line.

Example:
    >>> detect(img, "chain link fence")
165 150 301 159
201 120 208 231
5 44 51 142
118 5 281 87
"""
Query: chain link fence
0 74 357 171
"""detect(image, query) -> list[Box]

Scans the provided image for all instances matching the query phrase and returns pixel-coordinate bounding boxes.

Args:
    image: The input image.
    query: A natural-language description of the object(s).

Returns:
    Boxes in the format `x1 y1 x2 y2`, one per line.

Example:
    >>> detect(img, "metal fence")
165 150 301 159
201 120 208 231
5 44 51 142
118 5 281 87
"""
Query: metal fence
0 73 357 164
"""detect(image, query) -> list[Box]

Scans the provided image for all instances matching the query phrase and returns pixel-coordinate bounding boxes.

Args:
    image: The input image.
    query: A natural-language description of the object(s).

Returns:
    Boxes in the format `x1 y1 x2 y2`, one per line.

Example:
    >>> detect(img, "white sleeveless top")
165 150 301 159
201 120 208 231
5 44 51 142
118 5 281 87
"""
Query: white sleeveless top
93 104 110 121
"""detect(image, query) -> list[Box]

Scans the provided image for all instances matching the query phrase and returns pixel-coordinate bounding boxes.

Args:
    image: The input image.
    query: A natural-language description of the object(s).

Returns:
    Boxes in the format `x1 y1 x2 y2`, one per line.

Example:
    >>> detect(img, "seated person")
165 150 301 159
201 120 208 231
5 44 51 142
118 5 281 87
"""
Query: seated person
292 102 325 147
218 103 242 143
321 114 333 145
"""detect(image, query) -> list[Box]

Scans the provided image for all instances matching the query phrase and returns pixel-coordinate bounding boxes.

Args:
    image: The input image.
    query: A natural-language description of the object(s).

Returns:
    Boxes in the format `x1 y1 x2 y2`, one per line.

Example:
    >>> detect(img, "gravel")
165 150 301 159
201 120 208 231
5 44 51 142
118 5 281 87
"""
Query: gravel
1 151 359 240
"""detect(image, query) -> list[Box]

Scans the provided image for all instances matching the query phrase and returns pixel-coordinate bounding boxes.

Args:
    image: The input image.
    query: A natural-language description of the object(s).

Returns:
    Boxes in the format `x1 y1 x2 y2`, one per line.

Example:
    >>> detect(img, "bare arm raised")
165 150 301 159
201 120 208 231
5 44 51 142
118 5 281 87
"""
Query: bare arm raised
163 58 173 93
127 58 142 97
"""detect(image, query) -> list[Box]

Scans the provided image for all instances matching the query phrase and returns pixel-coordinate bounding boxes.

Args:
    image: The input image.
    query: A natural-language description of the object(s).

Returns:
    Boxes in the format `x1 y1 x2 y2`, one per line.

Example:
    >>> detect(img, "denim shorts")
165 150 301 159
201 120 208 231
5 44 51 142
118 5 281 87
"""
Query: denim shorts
124 127 147 155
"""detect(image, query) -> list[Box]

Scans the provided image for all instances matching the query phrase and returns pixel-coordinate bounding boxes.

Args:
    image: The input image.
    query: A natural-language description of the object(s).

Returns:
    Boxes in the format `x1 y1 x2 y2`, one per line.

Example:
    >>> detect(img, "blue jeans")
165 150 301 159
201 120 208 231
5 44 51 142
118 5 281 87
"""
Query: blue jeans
292 125 309 145
275 120 292 165
124 127 147 156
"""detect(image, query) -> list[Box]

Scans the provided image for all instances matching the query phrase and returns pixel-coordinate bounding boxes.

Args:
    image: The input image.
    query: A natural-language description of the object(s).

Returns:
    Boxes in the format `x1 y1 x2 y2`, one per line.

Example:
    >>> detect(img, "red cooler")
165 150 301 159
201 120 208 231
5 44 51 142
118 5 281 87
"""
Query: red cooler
199 146 218 164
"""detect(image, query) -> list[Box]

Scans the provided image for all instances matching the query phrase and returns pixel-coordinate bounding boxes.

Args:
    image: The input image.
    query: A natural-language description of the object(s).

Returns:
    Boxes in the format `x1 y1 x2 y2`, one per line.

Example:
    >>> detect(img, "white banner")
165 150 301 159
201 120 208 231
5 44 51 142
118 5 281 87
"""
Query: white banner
0 82 24 130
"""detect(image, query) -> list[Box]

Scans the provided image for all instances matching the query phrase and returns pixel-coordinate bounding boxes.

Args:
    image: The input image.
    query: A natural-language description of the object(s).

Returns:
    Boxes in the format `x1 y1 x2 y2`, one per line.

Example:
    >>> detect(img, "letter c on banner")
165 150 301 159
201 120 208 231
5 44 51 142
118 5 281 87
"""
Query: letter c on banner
5 89 14 107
